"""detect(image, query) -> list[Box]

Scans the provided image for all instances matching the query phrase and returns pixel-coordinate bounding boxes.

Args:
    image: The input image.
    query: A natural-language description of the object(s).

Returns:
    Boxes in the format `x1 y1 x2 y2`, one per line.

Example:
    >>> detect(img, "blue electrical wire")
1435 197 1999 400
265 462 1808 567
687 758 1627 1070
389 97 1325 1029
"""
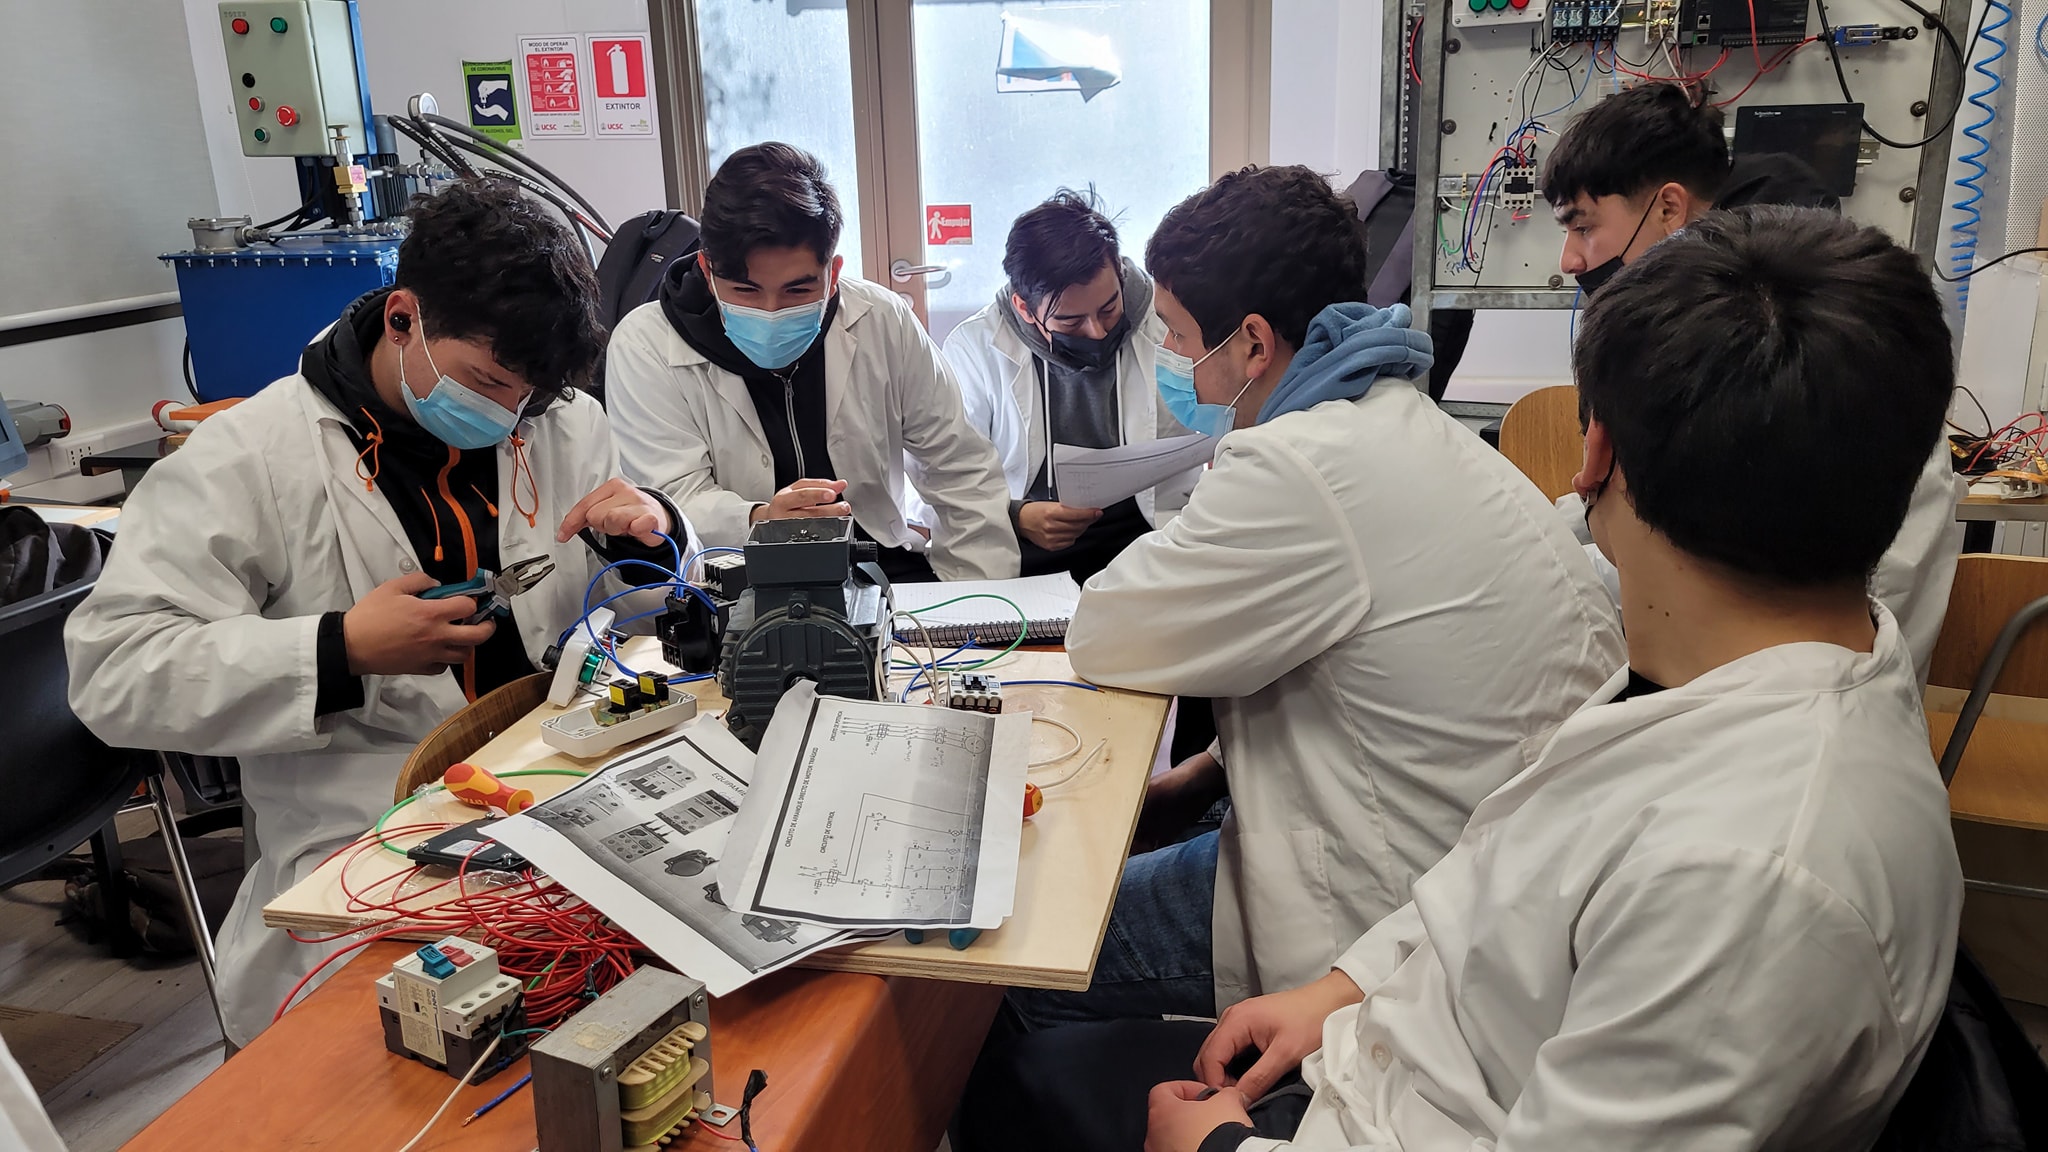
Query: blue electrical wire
1950 0 2012 310
2036 10 2047 64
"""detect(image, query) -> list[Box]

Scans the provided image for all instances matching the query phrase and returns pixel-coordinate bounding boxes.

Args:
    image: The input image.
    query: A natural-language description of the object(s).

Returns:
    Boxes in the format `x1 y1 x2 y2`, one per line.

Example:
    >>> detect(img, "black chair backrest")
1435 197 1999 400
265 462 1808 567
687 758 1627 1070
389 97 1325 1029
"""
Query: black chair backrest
587 209 702 404
1872 946 2048 1151
0 579 144 887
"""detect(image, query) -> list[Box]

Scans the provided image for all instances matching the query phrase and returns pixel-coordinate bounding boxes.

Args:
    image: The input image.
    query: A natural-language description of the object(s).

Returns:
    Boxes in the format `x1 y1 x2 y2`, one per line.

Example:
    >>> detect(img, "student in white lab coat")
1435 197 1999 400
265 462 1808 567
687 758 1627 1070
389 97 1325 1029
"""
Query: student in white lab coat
935 190 1197 580
0 1036 64 1152
605 142 1016 582
1541 82 1964 683
65 179 695 1047
1007 167 1624 1033
961 207 1964 1152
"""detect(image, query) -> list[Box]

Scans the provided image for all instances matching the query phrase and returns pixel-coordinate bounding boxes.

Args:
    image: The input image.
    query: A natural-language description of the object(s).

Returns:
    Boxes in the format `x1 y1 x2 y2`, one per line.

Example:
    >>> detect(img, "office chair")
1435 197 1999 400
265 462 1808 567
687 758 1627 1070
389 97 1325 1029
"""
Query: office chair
0 579 229 1041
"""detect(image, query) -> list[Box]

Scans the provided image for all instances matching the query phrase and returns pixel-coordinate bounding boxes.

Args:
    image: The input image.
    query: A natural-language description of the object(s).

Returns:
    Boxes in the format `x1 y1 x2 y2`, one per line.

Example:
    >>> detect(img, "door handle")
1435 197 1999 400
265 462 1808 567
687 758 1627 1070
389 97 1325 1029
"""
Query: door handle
890 259 952 288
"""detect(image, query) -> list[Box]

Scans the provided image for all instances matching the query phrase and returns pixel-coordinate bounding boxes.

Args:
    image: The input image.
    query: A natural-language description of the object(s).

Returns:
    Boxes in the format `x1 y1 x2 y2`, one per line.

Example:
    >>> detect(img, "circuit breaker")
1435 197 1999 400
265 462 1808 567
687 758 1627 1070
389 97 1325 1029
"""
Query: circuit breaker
220 1 367 157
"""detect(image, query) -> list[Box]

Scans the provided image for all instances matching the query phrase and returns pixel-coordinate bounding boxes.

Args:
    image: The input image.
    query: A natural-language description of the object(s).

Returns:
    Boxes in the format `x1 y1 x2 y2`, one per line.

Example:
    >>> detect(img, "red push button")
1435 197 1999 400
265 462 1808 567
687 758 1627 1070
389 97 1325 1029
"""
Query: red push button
276 105 299 127
231 17 249 34
248 97 263 111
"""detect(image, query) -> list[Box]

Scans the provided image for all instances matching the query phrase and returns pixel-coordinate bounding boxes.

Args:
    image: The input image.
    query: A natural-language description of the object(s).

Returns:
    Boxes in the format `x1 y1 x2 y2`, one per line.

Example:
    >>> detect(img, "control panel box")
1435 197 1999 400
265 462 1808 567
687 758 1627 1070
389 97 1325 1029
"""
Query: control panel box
220 0 367 157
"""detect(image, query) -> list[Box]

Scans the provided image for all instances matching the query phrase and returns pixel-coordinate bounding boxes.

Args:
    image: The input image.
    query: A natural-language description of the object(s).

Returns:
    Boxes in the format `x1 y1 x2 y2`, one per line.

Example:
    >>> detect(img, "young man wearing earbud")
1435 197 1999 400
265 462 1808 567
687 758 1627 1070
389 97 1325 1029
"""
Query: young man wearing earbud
1541 81 1964 684
66 177 695 1047
605 142 1017 581
1005 166 1623 1036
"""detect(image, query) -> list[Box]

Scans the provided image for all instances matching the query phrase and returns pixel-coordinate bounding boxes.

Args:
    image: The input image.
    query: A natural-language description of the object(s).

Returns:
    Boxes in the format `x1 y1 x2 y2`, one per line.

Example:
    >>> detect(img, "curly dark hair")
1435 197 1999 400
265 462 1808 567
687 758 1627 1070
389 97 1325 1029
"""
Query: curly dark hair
1576 206 1952 587
1541 82 1729 208
396 175 604 405
1144 165 1366 350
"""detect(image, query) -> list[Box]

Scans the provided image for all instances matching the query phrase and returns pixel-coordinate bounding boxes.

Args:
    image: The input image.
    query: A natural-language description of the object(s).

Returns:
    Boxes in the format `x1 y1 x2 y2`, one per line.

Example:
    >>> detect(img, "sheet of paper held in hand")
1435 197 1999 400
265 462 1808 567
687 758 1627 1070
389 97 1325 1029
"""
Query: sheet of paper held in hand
488 723 854 996
1052 433 1215 509
719 681 1031 932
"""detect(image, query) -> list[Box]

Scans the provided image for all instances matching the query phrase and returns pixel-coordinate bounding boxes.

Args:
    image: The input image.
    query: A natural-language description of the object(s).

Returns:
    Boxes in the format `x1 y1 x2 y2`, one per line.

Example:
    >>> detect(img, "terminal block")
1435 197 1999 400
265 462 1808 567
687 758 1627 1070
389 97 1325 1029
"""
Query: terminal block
936 672 1004 713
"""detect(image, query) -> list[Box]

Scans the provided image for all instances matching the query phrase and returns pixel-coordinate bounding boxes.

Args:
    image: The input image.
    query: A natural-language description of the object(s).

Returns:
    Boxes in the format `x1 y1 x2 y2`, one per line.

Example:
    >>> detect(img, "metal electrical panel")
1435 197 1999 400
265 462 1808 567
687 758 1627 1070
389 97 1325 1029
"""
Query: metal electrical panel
220 1 368 157
1405 0 1968 315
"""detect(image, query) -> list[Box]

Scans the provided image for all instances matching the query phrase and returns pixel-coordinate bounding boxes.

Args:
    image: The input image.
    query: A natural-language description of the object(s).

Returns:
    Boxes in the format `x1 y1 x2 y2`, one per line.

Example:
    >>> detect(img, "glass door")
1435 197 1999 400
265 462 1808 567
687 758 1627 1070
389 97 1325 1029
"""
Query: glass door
669 0 1257 326
906 0 1215 340
694 0 868 275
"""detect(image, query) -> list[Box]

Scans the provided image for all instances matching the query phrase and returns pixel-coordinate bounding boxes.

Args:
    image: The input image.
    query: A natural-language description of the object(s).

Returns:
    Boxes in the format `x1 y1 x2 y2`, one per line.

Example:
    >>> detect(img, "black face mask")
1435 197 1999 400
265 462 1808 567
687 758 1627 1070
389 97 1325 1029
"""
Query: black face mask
1048 315 1130 371
1573 199 1660 298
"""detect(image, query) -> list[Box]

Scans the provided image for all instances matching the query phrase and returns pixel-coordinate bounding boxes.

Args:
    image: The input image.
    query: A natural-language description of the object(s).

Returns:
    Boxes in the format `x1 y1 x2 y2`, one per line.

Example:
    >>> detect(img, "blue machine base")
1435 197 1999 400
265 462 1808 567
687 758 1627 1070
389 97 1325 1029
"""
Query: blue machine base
164 234 401 402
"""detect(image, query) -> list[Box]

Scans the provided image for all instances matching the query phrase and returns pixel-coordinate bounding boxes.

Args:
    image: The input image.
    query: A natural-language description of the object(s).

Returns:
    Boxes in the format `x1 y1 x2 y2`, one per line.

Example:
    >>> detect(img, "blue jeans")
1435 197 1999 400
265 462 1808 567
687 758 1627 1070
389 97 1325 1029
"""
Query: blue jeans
1007 830 1219 1030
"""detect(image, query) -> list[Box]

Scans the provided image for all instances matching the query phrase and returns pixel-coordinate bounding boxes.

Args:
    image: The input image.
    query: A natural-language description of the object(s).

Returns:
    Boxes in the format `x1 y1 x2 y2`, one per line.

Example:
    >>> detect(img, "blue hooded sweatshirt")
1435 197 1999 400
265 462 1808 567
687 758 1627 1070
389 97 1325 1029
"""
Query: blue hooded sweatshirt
1256 302 1435 424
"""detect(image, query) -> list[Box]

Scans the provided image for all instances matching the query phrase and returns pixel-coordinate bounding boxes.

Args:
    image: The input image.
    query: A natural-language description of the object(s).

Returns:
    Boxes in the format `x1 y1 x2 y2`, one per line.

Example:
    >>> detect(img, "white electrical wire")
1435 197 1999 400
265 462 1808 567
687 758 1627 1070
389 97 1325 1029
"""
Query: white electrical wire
394 1031 504 1152
1034 739 1108 791
1029 715 1084 768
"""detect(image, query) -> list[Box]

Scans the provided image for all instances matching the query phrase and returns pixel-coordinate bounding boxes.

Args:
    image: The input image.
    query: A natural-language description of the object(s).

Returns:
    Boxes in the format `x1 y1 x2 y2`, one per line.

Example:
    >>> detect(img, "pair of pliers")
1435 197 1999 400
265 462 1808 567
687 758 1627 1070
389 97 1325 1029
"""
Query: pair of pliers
420 556 556 625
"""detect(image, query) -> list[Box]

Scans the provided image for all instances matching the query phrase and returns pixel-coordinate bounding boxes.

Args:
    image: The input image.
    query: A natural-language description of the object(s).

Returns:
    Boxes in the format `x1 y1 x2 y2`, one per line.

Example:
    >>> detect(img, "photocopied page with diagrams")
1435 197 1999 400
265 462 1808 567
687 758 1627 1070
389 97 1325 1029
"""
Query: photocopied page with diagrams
720 681 1031 932
488 722 855 996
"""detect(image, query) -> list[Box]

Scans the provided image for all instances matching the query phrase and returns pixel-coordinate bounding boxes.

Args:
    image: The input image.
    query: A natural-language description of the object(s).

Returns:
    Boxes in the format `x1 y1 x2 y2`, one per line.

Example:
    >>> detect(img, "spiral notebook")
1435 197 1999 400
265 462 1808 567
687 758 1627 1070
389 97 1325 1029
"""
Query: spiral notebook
892 573 1084 646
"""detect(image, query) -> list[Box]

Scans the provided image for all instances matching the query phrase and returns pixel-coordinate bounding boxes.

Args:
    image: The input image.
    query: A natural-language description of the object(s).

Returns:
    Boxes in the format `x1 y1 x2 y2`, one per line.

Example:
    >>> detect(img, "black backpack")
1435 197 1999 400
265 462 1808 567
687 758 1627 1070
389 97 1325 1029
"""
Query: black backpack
1343 171 1471 404
590 209 701 402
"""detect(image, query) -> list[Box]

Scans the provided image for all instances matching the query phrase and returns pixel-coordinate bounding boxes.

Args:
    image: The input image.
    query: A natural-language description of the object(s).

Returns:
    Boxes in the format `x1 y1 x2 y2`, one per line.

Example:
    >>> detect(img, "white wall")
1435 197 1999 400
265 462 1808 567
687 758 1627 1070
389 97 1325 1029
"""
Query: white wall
1268 0 1380 188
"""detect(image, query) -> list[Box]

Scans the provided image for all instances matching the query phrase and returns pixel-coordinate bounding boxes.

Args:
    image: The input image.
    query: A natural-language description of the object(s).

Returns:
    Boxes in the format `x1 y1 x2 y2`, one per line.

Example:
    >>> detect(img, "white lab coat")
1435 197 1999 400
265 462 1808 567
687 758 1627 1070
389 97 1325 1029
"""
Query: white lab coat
1255 607 1961 1152
605 277 1019 580
1067 382 1625 1008
64 372 685 1046
930 301 1196 524
1555 440 1964 685
0 1038 64 1152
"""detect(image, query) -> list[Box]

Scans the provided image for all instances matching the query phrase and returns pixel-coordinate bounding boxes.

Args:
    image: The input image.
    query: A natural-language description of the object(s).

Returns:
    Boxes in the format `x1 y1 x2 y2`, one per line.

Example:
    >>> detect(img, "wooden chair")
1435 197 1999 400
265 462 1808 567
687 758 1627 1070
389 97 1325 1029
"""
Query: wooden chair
1927 554 2048 839
1496 385 1584 501
392 672 552 802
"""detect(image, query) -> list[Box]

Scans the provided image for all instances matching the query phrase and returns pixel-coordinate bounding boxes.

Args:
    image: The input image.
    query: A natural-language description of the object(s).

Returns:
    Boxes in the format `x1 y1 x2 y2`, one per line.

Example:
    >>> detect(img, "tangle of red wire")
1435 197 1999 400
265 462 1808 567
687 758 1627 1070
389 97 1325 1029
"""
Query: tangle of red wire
1959 411 2048 476
275 817 646 1028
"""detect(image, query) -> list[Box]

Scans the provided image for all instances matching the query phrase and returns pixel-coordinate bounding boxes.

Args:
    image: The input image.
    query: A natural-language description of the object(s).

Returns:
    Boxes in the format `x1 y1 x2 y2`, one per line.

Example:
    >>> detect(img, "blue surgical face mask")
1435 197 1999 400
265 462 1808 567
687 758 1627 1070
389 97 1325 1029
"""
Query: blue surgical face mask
713 274 833 370
1154 330 1254 439
398 329 522 450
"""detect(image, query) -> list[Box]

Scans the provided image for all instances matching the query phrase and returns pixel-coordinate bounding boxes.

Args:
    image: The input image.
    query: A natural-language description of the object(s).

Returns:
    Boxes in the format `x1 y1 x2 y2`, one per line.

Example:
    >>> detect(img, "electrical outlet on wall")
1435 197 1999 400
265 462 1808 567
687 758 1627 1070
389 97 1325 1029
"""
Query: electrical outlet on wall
55 435 104 474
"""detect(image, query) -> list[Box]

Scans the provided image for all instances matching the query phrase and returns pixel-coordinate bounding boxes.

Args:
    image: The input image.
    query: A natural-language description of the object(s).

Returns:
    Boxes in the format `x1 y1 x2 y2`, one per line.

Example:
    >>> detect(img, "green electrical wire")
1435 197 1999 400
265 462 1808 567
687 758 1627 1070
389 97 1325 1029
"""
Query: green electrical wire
894 593 1031 673
371 768 590 858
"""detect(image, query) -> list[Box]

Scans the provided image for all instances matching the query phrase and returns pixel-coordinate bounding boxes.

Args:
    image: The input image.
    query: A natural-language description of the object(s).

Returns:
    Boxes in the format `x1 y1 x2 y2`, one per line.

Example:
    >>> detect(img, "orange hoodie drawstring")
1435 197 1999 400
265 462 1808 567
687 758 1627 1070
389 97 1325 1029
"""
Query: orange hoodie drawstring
469 483 500 519
353 408 385 490
509 434 539 529
417 486 445 562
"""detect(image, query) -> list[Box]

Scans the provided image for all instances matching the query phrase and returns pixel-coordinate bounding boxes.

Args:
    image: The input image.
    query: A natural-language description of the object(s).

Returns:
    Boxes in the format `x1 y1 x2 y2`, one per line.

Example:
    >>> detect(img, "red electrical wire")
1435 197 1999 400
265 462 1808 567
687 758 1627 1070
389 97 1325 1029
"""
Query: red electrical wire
1710 36 1820 106
1408 16 1425 86
1743 0 1767 73
277 814 649 1029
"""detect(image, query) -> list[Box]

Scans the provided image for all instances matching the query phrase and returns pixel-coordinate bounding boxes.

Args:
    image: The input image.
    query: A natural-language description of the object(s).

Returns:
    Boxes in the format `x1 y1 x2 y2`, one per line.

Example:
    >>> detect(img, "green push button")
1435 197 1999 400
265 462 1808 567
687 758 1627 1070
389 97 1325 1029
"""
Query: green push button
1469 0 1487 11
270 16 288 32
1489 0 1509 10
254 127 269 142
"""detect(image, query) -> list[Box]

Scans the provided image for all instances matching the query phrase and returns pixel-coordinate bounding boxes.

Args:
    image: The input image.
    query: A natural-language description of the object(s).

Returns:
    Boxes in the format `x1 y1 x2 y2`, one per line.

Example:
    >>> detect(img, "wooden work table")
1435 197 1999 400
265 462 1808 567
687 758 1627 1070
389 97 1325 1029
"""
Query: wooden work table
130 644 1167 1149
122 939 1001 1151
264 645 1170 991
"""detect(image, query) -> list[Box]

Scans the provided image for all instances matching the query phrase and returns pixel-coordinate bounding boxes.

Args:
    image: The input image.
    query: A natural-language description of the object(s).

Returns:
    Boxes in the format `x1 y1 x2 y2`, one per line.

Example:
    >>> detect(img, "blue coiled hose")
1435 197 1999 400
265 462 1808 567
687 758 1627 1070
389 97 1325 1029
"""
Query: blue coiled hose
1950 0 2012 310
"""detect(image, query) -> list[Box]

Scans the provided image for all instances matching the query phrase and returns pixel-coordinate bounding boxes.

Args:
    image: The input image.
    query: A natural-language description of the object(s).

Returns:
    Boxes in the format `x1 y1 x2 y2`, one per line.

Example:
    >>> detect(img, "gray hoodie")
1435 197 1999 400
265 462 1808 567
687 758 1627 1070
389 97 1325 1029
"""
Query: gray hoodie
998 258 1155 503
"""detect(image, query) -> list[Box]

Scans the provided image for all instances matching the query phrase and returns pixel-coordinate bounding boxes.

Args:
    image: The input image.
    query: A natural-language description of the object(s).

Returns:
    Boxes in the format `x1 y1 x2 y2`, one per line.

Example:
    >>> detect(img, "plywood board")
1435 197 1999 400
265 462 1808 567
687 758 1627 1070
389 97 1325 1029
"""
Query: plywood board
264 640 1167 991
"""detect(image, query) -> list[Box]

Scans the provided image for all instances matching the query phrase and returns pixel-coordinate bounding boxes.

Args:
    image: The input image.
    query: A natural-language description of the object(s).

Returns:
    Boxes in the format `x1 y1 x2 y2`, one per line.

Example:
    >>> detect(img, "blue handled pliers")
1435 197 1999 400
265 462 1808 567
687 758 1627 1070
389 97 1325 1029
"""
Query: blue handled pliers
420 556 555 625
